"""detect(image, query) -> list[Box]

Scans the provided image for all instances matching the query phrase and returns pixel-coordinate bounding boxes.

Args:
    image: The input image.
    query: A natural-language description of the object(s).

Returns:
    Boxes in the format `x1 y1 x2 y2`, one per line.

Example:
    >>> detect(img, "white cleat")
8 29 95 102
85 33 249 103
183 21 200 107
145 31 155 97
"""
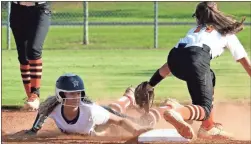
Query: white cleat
197 123 234 140
160 98 183 109
163 109 196 140
23 94 40 111
160 98 193 125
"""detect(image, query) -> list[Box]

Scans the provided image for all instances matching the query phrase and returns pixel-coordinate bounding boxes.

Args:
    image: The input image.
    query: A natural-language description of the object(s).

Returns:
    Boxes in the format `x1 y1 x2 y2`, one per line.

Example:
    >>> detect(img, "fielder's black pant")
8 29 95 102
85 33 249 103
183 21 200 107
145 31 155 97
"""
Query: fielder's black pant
167 44 215 120
10 2 51 65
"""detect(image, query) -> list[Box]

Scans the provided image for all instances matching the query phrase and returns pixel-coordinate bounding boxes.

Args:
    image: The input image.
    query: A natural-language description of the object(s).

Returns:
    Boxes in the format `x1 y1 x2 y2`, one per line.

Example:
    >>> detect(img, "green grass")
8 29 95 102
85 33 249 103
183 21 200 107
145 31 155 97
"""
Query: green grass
2 25 251 106
2 2 251 22
2 26 251 50
2 49 251 106
1 25 251 106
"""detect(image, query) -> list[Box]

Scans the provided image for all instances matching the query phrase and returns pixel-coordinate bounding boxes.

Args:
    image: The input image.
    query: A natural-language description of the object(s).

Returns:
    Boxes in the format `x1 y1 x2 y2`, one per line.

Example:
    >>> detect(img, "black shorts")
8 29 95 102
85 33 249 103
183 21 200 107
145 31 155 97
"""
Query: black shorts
10 2 51 63
167 44 215 111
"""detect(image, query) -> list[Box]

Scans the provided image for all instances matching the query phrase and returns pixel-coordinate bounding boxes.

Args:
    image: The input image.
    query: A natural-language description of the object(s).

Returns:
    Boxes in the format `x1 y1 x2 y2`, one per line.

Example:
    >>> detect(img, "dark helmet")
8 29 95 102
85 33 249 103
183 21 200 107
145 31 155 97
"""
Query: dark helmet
55 73 85 102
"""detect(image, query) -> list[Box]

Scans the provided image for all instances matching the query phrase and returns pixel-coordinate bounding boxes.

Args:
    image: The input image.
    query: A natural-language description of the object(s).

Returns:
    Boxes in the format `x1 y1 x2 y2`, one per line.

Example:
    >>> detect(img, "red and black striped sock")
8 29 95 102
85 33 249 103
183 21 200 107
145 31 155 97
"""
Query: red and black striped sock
29 59 42 97
20 64 31 97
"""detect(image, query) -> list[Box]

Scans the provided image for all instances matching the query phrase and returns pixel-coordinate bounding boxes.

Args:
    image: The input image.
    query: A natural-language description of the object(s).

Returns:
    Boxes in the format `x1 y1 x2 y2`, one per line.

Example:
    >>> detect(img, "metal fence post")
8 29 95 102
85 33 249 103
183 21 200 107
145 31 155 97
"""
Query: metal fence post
83 1 88 45
7 2 11 50
154 2 158 49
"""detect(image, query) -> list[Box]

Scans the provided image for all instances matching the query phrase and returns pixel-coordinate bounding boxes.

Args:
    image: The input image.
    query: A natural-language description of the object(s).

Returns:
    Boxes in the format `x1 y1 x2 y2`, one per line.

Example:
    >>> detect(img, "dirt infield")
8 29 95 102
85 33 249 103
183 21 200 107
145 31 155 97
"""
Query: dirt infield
2 101 251 144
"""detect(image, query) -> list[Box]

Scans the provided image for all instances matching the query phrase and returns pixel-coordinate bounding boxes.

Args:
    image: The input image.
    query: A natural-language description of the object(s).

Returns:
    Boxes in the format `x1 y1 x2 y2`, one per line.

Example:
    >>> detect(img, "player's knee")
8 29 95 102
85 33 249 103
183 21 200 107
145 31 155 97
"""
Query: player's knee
210 69 216 87
18 56 29 65
28 55 42 60
27 49 42 60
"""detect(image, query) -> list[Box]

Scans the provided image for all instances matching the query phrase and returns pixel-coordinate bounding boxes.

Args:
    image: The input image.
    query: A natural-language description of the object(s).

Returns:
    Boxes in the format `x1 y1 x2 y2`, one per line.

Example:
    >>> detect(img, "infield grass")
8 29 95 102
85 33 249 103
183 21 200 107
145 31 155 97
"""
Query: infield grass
1 1 251 105
2 48 250 106
2 26 251 50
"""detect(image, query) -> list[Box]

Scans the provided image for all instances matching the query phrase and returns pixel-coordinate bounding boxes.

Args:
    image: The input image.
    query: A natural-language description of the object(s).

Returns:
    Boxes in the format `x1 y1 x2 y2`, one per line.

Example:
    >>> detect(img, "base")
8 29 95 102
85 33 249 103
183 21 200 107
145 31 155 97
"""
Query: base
138 129 190 143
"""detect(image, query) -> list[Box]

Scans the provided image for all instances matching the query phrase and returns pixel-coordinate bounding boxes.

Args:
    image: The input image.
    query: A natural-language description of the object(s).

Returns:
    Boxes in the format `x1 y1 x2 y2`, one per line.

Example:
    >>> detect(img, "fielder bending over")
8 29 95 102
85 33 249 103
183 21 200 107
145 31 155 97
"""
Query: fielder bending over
134 1 251 140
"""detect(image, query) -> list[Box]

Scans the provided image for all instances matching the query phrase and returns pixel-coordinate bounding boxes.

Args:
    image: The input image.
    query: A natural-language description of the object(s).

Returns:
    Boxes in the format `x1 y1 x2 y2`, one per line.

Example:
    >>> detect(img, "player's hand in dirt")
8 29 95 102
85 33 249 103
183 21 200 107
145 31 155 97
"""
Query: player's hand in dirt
10 129 37 139
25 129 37 136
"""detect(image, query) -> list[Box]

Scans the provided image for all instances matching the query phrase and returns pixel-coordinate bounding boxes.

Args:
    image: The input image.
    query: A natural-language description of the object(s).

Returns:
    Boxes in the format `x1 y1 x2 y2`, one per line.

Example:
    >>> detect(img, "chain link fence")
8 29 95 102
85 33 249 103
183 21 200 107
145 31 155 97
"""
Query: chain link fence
1 2 86 25
3 2 250 25
1 2 8 23
1 2 251 50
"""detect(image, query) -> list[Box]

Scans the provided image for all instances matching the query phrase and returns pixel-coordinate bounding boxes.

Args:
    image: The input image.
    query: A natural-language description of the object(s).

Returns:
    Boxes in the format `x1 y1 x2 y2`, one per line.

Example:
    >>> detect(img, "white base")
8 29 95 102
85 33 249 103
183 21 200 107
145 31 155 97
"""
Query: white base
138 129 190 143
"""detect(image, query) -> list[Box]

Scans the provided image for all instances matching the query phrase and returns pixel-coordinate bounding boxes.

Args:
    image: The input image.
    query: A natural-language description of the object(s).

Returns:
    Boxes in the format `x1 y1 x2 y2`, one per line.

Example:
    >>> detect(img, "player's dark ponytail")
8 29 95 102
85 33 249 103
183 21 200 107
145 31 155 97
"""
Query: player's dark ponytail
193 1 245 35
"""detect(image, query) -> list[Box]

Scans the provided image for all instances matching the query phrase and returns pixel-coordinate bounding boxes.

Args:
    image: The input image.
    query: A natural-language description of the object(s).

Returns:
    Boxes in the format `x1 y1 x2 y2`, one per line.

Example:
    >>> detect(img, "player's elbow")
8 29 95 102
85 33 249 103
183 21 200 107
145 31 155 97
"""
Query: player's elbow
159 63 171 77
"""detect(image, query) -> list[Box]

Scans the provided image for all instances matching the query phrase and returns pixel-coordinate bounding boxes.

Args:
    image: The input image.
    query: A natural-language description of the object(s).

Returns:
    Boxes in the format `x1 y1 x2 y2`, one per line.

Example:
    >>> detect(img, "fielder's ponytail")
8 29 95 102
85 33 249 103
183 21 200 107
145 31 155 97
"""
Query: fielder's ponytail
193 1 245 35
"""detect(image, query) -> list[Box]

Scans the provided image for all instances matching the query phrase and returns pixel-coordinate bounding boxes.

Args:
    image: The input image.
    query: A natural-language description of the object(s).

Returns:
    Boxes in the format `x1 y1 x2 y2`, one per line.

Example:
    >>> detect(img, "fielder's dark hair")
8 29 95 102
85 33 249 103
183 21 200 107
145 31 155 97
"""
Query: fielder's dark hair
192 1 246 35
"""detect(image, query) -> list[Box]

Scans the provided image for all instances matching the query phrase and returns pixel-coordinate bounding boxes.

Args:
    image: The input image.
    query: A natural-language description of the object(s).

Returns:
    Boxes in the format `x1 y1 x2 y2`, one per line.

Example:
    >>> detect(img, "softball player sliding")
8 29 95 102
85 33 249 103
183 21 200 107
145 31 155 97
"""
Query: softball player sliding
135 1 251 140
22 73 152 137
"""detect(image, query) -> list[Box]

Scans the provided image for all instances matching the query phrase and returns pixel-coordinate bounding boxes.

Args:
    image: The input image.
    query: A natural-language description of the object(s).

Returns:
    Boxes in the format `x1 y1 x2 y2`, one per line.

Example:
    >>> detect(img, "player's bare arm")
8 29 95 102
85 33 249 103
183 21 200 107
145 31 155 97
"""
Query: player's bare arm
238 57 251 77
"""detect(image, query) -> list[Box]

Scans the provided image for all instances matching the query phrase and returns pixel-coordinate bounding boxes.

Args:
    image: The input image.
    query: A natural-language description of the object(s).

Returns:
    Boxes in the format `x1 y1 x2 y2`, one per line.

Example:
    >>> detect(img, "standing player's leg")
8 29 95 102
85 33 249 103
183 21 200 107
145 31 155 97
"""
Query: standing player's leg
108 87 136 113
163 67 213 139
200 69 216 129
10 2 31 102
164 60 232 140
197 69 231 139
25 3 51 110
162 46 213 139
